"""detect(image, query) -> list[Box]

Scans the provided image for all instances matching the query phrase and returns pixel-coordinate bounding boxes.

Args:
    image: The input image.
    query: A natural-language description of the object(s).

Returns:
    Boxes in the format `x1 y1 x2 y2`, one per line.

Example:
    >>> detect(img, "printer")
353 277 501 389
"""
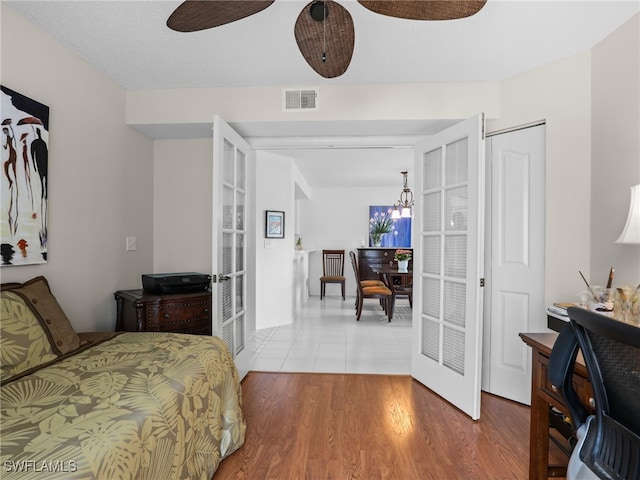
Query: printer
142 272 211 294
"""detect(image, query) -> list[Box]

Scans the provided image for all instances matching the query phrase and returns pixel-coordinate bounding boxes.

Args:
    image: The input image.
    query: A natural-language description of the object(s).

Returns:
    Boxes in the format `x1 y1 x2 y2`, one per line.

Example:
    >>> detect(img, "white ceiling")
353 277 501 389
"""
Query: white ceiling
7 0 638 89
6 0 638 187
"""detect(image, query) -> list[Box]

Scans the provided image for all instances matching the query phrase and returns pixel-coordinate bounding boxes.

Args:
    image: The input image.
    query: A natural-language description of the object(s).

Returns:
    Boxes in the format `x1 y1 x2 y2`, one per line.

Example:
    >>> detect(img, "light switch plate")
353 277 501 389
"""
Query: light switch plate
126 236 137 251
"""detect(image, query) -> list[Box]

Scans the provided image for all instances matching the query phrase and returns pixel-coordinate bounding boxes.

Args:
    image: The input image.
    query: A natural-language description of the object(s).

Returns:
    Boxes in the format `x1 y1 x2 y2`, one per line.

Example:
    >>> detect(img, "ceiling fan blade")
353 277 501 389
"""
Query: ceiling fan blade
295 1 355 79
167 0 275 32
357 0 486 21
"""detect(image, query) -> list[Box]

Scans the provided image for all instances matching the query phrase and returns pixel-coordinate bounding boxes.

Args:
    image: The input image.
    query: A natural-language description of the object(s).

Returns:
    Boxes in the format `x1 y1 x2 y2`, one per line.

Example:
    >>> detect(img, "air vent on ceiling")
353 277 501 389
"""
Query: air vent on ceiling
283 88 319 112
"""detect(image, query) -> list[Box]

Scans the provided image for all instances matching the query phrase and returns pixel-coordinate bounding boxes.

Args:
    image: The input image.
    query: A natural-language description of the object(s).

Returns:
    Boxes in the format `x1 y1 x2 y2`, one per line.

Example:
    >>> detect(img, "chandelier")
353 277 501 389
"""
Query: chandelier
391 171 414 219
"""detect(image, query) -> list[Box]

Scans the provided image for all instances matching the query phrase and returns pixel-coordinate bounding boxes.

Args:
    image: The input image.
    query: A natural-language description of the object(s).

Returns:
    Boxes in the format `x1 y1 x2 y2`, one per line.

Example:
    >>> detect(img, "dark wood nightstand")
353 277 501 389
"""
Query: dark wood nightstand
114 289 212 335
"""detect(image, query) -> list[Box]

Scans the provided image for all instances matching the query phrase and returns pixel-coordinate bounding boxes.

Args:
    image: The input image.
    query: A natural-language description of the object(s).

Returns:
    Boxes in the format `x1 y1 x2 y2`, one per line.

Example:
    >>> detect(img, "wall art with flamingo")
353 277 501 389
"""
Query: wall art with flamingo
1 86 49 266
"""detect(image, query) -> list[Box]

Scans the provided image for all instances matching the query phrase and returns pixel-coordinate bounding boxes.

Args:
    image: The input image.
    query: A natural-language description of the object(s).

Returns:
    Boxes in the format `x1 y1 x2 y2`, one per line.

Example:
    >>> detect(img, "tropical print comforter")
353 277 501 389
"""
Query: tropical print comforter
1 332 246 479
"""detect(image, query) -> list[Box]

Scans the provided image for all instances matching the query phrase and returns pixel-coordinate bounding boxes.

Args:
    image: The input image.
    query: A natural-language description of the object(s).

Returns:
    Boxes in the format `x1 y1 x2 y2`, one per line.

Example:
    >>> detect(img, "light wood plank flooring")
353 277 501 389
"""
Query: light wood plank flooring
214 372 539 479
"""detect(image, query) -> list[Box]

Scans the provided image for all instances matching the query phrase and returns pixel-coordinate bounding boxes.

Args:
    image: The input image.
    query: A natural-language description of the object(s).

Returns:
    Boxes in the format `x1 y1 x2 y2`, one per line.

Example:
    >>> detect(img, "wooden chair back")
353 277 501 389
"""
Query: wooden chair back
349 251 362 291
322 250 345 277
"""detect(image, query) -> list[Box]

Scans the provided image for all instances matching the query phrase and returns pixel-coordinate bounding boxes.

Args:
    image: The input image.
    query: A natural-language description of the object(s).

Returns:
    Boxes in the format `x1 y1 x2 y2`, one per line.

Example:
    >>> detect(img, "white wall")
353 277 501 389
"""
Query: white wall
153 138 213 274
254 151 297 329
591 14 640 286
1 5 154 331
301 186 409 299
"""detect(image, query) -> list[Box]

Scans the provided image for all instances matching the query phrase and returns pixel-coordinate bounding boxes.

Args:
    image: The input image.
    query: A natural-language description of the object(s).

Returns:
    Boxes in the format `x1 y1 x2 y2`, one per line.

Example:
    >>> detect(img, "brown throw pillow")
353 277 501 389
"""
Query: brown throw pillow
0 291 59 382
1 276 80 355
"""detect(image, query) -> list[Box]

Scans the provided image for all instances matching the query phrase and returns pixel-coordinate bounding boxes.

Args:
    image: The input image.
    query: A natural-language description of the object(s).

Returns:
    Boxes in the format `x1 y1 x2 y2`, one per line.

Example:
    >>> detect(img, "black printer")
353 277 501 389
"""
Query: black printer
142 272 211 294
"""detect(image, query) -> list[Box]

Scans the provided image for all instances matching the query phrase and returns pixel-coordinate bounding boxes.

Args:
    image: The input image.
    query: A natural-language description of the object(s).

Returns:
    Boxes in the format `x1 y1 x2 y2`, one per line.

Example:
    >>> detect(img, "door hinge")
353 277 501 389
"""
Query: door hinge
212 274 217 284
480 278 485 287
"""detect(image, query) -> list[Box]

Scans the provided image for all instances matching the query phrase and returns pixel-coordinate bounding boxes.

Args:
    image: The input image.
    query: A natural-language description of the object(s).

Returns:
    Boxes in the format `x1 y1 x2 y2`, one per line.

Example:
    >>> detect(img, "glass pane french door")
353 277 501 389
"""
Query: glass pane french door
213 116 251 376
411 114 485 420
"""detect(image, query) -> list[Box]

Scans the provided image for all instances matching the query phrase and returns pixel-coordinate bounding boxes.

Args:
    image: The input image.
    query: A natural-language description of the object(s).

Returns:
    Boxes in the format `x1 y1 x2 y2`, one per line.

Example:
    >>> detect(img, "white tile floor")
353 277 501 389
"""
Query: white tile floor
247 295 412 375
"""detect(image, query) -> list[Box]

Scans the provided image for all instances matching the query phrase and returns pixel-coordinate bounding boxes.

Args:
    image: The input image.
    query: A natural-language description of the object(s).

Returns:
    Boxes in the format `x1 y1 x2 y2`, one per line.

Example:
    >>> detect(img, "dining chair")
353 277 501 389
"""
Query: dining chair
349 250 392 321
348 250 386 310
320 249 346 300
348 251 386 288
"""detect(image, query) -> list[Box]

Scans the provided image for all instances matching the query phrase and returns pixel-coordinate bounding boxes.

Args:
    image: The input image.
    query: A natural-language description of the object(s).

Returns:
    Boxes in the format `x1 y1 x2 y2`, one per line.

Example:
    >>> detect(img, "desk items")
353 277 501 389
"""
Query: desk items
613 285 640 325
549 267 639 326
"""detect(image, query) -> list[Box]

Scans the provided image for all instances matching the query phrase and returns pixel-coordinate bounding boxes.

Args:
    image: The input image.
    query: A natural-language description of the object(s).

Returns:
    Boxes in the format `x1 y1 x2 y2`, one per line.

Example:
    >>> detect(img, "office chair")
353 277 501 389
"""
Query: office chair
548 307 640 480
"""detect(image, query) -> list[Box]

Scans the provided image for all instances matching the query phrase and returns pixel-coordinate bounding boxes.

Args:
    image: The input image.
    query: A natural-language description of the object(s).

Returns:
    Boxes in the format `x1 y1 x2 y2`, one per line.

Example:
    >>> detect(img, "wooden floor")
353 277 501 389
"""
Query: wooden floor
213 372 541 479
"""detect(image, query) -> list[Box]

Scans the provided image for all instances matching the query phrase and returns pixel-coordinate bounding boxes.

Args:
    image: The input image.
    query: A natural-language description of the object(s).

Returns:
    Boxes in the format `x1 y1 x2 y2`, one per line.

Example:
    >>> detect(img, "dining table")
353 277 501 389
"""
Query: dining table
371 265 413 318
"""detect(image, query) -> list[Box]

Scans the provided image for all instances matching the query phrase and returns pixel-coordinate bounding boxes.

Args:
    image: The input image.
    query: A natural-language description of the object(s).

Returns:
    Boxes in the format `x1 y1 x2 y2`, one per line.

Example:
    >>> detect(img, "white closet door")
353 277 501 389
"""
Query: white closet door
483 125 546 405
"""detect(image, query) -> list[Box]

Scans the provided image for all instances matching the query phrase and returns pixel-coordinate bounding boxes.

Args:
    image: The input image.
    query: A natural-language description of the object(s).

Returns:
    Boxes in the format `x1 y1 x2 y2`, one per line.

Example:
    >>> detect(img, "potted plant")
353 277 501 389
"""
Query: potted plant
394 249 412 271
369 209 394 247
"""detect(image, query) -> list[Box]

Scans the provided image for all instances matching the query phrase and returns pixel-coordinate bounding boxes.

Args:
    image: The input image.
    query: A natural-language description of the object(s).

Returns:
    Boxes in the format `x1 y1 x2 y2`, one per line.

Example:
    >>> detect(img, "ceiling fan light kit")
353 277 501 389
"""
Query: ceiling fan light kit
167 0 487 78
309 1 328 22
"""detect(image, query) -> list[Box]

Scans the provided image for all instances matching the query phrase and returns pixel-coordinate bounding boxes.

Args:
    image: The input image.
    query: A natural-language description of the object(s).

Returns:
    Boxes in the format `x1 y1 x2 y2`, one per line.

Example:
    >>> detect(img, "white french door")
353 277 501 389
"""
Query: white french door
212 115 252 379
411 114 486 420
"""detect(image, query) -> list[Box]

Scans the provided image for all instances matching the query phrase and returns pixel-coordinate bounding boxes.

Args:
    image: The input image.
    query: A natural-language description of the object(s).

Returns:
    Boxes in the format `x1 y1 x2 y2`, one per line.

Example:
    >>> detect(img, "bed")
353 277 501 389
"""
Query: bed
1 276 245 479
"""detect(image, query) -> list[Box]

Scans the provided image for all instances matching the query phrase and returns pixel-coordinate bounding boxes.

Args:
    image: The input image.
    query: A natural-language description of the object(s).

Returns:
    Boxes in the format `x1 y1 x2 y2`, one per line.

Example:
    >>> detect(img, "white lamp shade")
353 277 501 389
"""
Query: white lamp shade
401 207 412 218
616 184 640 244
391 208 401 219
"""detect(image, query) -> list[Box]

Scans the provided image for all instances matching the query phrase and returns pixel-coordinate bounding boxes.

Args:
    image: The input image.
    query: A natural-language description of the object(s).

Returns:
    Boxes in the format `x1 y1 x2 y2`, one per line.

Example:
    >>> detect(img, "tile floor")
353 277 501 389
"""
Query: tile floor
247 294 412 375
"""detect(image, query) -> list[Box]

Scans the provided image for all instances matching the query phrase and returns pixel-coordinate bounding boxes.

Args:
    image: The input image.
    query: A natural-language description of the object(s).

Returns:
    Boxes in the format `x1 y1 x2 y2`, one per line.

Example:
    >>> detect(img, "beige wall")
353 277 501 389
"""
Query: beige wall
127 82 500 128
591 14 640 286
488 51 593 305
1 6 154 331
153 139 213 274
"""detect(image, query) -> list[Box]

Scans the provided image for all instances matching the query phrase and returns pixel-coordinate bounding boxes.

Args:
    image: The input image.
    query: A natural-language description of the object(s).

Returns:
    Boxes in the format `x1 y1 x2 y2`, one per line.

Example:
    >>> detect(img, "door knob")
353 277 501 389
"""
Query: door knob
217 273 231 282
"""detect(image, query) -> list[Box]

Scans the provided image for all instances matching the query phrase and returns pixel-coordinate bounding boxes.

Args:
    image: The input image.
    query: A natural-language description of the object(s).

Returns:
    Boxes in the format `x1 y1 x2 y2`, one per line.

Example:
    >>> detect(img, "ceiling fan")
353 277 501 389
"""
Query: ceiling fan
167 0 487 78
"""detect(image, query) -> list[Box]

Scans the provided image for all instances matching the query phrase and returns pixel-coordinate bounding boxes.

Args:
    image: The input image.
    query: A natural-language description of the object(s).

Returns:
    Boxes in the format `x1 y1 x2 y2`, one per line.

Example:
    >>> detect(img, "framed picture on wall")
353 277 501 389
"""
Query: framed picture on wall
265 210 285 238
1 85 50 266
369 206 411 247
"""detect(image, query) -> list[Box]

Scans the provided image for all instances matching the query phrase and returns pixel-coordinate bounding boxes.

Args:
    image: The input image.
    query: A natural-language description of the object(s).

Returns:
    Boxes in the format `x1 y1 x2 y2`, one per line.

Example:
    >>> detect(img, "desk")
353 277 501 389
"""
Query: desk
372 265 413 317
520 332 592 480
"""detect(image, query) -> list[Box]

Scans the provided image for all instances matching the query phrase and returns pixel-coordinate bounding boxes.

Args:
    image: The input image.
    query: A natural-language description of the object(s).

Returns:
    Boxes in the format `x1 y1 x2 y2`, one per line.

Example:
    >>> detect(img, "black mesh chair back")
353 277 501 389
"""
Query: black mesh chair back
566 306 640 479
548 324 588 434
